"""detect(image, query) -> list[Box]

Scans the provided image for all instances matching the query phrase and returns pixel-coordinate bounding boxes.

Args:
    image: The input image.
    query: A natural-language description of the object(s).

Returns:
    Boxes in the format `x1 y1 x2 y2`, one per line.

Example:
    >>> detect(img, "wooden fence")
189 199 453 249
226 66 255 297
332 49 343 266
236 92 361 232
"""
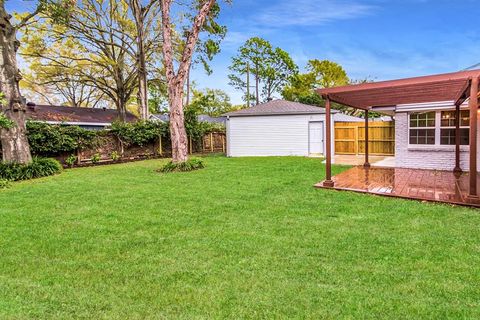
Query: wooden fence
335 121 395 155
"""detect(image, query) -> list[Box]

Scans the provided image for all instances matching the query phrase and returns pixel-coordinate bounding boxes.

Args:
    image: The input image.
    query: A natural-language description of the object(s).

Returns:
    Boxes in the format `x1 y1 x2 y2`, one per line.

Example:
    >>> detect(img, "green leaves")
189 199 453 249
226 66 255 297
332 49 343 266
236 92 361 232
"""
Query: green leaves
228 37 298 104
110 120 169 147
26 122 98 155
0 113 14 129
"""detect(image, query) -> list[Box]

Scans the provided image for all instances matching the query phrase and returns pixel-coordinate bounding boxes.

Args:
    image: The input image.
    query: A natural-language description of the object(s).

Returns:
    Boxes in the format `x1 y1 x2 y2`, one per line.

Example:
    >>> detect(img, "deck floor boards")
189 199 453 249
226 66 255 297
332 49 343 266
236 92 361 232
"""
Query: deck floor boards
315 167 480 208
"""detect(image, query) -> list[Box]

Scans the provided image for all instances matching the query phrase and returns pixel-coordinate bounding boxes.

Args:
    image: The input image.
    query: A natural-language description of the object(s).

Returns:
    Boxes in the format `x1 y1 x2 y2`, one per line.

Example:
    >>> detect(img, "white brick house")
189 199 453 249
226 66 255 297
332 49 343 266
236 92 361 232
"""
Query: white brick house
370 102 480 172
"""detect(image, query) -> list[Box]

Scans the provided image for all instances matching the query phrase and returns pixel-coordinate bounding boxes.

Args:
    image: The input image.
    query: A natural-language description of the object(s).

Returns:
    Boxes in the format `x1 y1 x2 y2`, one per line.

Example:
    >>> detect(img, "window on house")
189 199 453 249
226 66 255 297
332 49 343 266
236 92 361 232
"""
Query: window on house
440 110 469 145
409 112 436 145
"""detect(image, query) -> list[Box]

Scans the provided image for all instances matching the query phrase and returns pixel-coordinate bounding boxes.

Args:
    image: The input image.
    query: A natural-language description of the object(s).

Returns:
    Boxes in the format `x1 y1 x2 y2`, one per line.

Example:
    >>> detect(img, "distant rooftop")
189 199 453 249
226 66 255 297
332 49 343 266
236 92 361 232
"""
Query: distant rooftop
26 103 137 124
224 99 336 117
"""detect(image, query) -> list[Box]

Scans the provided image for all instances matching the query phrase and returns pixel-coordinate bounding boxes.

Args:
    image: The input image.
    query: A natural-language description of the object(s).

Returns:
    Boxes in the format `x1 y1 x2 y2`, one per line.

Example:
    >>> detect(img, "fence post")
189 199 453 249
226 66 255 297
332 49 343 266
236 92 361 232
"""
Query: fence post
158 135 163 156
210 132 214 152
222 134 225 153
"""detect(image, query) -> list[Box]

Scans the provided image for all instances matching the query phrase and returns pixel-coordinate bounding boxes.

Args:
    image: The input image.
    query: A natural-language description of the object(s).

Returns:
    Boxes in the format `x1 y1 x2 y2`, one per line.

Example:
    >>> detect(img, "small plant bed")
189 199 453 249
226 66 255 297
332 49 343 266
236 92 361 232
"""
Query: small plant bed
158 157 205 173
0 157 62 182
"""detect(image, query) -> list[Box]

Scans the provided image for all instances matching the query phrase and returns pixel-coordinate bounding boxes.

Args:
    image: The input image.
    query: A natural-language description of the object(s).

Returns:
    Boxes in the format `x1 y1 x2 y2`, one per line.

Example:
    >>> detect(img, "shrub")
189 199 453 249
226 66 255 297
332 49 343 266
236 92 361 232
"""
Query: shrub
27 122 98 155
158 157 204 173
0 179 10 189
111 120 169 147
0 157 62 181
65 154 77 167
91 153 101 164
110 151 120 161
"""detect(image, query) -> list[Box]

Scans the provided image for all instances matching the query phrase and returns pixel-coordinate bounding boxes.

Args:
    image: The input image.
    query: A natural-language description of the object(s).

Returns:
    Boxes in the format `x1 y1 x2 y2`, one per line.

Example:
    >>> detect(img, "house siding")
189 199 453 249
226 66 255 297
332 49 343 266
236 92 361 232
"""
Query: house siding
227 114 334 157
395 112 480 171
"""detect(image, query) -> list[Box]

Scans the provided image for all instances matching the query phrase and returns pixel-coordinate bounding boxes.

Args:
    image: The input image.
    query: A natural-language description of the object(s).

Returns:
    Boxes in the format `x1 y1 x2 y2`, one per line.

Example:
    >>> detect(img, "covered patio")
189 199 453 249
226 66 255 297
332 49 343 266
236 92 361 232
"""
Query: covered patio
315 70 480 207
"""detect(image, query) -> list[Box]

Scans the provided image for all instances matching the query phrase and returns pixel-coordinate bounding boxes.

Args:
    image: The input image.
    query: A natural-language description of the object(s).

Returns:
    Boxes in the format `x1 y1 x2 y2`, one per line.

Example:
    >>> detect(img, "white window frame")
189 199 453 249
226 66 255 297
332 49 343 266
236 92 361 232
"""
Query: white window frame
407 109 470 148
408 111 437 146
439 110 470 146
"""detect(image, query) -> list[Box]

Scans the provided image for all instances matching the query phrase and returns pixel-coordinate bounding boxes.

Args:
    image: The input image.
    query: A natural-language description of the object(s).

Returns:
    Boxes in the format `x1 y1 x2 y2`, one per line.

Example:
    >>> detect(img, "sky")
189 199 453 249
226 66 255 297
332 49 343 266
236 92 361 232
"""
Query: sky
7 0 480 105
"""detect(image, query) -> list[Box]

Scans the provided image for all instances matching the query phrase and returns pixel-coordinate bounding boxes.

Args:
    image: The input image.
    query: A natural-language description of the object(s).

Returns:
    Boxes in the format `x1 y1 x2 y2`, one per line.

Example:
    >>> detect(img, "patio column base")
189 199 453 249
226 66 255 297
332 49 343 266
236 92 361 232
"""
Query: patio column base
453 167 462 174
364 162 371 168
323 180 335 187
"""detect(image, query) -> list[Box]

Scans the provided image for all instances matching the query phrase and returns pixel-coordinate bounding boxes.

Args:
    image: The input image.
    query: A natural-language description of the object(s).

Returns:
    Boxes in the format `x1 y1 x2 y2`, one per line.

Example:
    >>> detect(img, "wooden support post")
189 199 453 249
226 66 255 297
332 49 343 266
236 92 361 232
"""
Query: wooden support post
468 77 479 201
323 96 334 187
454 103 462 173
364 110 370 168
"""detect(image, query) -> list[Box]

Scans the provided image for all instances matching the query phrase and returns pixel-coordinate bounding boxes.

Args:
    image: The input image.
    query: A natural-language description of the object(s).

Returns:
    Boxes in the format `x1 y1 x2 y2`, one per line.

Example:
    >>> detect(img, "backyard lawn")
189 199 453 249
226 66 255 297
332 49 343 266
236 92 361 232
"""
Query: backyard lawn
1 156 479 319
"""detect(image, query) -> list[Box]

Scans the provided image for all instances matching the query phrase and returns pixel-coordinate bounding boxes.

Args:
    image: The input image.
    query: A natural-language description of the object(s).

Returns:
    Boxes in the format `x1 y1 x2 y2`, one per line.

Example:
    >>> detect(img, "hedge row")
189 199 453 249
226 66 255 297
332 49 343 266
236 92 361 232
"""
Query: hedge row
26 119 224 157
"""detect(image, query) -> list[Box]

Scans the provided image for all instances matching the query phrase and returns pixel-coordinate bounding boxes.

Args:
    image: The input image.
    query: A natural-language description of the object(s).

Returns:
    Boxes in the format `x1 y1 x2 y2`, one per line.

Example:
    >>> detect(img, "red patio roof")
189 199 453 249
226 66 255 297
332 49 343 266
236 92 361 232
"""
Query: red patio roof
316 69 480 110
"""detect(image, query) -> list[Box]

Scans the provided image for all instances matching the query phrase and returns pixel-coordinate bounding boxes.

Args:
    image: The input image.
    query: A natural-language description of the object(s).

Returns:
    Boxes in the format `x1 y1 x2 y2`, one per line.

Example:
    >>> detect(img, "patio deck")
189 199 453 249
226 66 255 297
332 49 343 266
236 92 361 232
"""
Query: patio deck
315 167 480 208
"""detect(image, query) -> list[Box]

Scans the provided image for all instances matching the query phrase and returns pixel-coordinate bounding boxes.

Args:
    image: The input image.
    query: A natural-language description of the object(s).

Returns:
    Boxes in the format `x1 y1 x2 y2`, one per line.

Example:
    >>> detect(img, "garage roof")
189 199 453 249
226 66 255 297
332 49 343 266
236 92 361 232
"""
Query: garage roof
224 99 337 117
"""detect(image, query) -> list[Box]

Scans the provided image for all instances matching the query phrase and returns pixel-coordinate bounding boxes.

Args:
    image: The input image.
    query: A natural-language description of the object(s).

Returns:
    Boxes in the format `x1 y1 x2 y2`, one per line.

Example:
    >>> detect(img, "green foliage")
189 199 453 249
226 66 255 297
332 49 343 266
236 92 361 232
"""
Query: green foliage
110 120 169 147
158 157 204 173
0 179 10 189
91 153 100 164
65 154 77 167
0 113 14 129
190 88 236 116
229 37 298 104
184 104 224 144
110 151 120 161
26 122 97 155
0 157 62 181
307 59 349 88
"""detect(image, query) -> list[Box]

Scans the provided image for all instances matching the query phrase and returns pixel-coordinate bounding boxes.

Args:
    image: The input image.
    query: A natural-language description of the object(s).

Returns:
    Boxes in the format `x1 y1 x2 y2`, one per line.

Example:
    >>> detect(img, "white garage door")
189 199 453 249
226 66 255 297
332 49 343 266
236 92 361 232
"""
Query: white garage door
309 121 324 156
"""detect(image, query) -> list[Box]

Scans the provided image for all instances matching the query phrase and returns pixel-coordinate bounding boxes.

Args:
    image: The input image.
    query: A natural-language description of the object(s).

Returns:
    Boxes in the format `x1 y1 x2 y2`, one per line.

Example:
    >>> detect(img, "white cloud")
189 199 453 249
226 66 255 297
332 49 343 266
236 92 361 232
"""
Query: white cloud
256 0 375 27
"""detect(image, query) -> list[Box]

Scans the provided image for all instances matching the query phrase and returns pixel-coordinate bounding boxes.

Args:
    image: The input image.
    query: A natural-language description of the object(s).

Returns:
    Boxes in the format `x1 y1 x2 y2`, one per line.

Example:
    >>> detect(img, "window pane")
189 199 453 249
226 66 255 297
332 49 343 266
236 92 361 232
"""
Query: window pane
460 110 470 126
441 111 456 127
410 129 435 145
461 128 470 145
410 112 435 128
440 128 470 145
440 128 455 145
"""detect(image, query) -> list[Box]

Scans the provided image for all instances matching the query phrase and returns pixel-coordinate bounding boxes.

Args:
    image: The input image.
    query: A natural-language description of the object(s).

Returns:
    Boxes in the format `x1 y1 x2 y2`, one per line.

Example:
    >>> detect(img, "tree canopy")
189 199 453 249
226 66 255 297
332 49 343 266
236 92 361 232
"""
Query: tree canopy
228 37 298 105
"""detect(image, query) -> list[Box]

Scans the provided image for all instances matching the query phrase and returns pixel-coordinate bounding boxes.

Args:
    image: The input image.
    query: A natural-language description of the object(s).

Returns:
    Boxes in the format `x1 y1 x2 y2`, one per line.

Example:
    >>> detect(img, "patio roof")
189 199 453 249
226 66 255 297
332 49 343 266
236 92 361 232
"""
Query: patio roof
317 69 480 110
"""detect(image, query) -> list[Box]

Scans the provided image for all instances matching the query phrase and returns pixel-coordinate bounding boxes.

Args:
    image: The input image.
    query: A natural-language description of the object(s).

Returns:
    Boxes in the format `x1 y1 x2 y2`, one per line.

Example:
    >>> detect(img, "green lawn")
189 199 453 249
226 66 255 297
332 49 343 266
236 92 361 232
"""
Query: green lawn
0 156 479 319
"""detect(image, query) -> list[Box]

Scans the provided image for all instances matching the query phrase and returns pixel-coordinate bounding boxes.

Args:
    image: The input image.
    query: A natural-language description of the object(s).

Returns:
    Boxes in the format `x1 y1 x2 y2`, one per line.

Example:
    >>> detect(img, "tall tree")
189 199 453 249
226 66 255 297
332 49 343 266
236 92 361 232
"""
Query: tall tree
20 0 163 121
160 0 226 163
0 0 68 163
228 37 297 105
128 0 160 119
307 59 349 88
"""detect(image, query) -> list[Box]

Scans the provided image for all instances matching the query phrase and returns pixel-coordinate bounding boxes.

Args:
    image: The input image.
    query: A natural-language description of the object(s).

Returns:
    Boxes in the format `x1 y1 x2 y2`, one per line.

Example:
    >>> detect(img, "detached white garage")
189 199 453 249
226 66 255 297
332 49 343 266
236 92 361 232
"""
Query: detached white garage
225 100 339 157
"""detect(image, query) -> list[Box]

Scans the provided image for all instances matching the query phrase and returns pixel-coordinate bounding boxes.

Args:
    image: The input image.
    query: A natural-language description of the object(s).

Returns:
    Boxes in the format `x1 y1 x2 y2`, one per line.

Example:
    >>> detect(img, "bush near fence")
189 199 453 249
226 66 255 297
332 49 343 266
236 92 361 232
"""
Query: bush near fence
0 121 226 167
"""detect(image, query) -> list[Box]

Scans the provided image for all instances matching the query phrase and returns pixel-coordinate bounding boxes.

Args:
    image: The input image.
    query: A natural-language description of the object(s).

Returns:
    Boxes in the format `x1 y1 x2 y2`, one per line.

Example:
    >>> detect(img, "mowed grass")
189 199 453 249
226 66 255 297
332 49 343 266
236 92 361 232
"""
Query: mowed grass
0 156 479 319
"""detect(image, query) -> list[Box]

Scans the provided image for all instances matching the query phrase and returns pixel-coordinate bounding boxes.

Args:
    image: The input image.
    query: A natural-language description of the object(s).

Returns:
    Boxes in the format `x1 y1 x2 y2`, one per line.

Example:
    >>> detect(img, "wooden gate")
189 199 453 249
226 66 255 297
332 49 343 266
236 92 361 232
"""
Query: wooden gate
335 121 395 155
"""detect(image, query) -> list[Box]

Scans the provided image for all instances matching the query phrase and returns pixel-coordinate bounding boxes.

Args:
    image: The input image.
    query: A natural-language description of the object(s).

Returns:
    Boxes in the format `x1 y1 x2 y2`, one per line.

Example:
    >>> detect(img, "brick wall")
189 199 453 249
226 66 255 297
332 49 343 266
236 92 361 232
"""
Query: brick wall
395 112 479 171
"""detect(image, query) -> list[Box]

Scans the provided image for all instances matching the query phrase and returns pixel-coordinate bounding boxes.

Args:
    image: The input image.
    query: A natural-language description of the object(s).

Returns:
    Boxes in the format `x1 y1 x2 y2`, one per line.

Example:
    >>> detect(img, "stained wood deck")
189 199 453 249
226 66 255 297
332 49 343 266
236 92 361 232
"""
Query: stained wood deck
315 167 480 208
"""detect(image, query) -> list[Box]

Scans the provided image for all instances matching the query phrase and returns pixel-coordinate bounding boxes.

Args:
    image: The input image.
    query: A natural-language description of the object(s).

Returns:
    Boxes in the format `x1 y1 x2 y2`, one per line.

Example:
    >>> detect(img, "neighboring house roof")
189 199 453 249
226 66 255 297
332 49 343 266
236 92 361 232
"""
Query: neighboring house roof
26 103 137 125
197 115 226 124
334 113 364 122
150 113 226 124
223 99 338 117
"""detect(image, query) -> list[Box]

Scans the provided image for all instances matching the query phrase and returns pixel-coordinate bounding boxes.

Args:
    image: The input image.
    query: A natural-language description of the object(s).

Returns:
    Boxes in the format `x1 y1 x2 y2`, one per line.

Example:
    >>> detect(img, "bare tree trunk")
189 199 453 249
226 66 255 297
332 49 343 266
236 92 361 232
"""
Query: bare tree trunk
116 99 127 122
130 0 149 120
0 5 32 164
255 63 259 105
160 0 216 164
168 87 188 163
